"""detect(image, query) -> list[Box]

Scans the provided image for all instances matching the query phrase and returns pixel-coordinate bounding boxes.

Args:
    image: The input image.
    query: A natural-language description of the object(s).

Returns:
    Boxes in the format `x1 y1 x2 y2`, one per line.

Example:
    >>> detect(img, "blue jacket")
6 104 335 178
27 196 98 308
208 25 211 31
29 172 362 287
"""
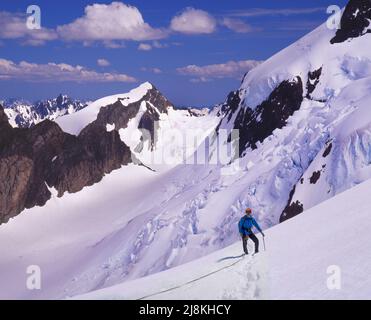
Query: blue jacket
238 216 263 236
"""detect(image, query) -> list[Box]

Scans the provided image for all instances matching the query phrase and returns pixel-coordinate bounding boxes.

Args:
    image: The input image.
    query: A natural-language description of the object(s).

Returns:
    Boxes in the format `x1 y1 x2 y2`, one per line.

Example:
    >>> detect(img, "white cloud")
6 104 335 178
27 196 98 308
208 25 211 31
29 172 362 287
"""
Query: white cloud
152 40 168 48
97 58 110 67
0 11 57 45
221 18 254 33
138 43 152 51
57 2 167 42
0 58 136 83
170 8 217 34
139 41 169 50
177 60 262 81
152 68 162 74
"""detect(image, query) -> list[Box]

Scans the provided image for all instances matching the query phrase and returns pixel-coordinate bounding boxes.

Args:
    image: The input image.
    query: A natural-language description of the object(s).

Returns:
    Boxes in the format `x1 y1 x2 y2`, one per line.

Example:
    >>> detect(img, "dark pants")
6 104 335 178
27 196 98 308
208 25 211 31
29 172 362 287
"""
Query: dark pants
242 233 259 254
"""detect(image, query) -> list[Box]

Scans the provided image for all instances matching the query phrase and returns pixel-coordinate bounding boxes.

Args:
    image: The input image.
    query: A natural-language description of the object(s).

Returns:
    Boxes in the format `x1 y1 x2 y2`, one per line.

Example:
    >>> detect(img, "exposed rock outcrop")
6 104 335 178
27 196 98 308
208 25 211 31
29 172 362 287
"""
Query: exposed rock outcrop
306 67 322 99
280 186 304 222
331 0 371 44
0 104 133 224
0 111 71 223
233 77 304 155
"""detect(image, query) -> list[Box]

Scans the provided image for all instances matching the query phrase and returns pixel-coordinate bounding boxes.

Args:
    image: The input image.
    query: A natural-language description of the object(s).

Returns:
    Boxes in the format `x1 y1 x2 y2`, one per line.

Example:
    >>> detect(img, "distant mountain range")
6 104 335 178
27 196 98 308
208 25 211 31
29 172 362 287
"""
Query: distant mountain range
1 95 89 128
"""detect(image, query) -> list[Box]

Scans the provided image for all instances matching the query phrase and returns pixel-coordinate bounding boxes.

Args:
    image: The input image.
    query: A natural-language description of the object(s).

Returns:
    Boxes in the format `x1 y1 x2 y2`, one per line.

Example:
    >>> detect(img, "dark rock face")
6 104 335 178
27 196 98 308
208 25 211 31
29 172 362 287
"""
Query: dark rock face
144 86 172 114
138 107 160 150
306 68 322 99
280 186 304 222
46 124 132 197
0 104 133 224
96 99 142 131
135 87 172 150
322 141 333 157
217 90 241 122
309 171 321 184
0 111 71 223
233 77 303 156
331 0 371 44
95 85 171 151
0 106 12 132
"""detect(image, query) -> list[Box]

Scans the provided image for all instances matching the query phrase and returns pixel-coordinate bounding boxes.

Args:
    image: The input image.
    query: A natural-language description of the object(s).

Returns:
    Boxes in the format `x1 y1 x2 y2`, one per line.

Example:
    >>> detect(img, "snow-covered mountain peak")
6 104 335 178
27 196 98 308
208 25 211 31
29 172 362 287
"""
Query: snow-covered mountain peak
138 81 154 90
55 94 70 106
56 82 158 136
56 82 221 171
123 81 154 101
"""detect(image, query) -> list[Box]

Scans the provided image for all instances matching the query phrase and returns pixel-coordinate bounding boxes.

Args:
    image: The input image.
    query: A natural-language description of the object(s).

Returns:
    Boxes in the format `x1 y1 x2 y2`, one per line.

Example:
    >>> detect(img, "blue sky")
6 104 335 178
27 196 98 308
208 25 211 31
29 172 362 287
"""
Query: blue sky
0 0 347 106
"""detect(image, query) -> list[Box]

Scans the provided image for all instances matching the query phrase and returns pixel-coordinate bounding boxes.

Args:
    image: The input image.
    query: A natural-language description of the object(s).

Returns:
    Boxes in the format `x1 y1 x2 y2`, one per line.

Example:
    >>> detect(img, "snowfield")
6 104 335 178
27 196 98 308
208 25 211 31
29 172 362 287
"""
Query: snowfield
0 164 161 299
76 178 371 300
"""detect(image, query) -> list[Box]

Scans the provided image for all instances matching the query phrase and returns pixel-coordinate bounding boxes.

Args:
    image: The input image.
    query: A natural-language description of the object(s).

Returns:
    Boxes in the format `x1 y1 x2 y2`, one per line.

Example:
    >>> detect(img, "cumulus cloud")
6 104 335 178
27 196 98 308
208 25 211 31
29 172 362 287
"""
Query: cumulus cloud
0 58 136 83
170 8 217 34
177 60 262 81
57 2 167 42
1 3 265 48
221 18 254 33
138 43 152 51
0 11 57 45
97 58 110 67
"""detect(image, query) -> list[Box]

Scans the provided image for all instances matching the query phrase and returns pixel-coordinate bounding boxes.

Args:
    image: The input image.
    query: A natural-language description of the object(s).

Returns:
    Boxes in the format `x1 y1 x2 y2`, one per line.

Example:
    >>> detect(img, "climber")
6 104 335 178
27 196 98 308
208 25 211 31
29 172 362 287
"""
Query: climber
238 208 265 255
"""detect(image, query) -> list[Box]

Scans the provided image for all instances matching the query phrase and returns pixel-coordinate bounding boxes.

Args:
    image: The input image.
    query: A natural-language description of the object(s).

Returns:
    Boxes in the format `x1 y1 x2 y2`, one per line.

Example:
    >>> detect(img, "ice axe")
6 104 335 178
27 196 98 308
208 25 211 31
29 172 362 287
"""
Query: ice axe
262 235 266 251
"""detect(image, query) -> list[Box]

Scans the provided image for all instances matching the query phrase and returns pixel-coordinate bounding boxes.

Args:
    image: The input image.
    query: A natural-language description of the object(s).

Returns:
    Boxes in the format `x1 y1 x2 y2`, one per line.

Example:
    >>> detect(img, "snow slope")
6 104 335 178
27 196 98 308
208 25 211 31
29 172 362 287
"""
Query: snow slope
0 163 162 299
281 77 371 220
216 19 371 224
76 178 371 300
